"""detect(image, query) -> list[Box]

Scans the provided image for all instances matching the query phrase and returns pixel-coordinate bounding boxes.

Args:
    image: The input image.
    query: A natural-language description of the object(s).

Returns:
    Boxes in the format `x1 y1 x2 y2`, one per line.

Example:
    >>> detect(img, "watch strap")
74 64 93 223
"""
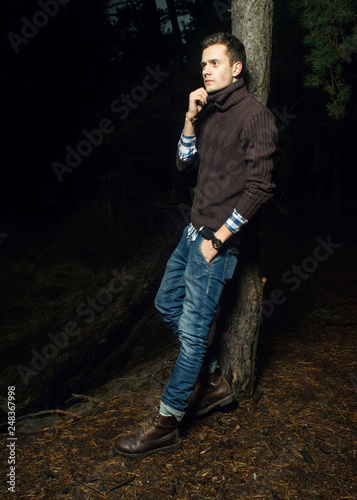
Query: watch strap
199 226 215 240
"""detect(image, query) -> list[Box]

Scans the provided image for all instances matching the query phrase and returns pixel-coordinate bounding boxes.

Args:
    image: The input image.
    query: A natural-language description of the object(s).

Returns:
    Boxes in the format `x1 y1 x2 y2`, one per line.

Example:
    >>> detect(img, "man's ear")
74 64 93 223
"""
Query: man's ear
233 61 243 78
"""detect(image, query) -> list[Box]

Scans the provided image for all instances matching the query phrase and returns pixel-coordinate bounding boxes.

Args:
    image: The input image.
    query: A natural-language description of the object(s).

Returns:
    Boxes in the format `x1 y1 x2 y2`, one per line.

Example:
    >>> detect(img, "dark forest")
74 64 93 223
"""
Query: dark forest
1 0 357 498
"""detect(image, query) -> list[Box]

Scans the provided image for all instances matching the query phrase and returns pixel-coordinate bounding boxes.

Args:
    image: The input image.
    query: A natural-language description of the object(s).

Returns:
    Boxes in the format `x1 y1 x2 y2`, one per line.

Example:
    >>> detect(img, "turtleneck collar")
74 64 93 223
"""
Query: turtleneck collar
206 78 246 111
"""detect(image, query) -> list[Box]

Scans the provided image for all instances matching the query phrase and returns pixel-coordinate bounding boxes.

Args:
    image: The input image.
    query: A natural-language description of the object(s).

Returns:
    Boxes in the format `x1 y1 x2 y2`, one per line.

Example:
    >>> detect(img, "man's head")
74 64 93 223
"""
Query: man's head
200 32 246 93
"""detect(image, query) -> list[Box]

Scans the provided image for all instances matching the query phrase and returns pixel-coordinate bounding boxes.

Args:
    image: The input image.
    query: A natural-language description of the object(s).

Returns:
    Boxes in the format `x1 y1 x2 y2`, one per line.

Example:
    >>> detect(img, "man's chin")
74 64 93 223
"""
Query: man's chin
206 81 236 94
206 85 223 95
206 85 218 94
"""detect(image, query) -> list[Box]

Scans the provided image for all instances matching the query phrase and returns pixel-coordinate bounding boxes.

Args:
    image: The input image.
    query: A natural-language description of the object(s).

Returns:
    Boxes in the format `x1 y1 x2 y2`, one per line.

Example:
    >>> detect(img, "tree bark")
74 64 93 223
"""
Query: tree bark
231 0 274 105
217 0 274 400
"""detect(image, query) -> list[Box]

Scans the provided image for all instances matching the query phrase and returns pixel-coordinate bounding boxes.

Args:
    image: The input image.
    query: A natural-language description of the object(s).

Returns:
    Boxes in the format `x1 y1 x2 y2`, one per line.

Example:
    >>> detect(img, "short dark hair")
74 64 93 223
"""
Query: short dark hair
201 32 246 72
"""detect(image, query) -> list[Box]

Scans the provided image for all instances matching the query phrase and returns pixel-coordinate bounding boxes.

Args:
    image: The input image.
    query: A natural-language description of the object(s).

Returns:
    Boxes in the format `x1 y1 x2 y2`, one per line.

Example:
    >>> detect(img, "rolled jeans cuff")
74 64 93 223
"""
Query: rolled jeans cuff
160 401 184 421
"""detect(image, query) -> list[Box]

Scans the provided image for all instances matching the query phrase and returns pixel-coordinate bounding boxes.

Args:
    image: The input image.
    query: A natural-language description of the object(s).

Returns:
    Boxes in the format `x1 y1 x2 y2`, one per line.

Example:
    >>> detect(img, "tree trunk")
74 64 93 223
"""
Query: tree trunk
217 0 274 400
231 0 274 105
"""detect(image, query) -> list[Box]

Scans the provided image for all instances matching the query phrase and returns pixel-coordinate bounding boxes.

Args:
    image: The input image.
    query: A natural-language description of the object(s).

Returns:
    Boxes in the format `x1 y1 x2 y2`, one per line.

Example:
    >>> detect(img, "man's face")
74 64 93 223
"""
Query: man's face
201 44 242 93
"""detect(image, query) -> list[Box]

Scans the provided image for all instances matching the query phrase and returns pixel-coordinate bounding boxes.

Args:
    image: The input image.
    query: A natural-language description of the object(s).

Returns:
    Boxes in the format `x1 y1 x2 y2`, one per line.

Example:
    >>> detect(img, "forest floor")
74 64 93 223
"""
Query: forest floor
1 201 357 499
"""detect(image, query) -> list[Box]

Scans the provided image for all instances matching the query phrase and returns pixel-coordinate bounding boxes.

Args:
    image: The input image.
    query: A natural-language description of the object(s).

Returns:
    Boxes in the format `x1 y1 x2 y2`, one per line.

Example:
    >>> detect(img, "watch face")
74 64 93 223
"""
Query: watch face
212 237 223 250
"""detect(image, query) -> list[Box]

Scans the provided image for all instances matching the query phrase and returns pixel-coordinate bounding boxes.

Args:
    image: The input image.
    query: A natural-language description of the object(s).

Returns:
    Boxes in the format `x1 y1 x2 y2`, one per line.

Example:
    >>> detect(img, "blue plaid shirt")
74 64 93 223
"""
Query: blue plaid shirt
178 132 248 240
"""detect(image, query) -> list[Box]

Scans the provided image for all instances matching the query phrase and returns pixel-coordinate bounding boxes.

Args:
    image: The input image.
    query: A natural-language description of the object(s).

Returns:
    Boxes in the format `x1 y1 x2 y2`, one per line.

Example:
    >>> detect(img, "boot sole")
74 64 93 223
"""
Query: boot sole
113 438 181 458
193 394 236 417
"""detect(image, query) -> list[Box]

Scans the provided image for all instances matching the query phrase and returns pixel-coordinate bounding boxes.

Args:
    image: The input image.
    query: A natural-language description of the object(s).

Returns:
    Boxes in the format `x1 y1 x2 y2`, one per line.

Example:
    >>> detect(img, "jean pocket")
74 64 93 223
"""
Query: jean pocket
198 239 211 264
223 249 239 281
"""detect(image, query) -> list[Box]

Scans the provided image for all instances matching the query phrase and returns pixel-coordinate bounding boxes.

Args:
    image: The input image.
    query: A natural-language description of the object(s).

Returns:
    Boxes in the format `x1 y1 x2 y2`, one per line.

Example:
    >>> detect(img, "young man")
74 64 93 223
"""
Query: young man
114 32 278 458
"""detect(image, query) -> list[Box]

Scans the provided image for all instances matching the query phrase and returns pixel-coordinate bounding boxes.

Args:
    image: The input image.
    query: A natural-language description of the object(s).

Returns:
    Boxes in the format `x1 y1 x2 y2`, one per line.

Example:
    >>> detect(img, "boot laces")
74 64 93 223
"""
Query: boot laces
138 408 159 436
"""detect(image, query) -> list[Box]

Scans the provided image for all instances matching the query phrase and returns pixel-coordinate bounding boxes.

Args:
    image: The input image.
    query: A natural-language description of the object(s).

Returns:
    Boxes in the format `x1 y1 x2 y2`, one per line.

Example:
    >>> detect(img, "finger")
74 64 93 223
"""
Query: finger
191 87 208 100
196 88 208 102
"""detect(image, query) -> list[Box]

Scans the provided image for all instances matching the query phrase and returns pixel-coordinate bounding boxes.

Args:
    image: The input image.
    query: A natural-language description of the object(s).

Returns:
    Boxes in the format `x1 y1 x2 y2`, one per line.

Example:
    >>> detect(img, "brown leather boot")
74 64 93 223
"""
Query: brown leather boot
113 410 181 458
190 367 236 417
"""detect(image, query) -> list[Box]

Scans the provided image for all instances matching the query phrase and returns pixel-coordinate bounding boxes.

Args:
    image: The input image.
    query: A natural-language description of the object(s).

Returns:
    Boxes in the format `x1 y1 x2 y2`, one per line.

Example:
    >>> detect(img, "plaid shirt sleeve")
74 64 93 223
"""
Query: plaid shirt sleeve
225 209 248 234
177 132 197 160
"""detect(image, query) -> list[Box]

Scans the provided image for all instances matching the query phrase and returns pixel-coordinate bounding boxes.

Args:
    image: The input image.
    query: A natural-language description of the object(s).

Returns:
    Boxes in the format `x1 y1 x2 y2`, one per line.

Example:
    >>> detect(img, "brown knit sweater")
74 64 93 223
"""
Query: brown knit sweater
177 79 278 231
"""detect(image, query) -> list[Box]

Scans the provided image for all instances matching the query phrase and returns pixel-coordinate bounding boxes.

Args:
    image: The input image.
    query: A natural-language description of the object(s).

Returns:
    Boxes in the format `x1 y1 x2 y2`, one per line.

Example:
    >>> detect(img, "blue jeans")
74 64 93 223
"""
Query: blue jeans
154 226 239 420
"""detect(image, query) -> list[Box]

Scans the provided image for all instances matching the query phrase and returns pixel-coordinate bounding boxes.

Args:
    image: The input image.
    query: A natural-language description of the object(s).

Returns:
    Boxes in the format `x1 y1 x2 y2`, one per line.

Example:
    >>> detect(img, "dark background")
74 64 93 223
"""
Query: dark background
1 0 356 413
2 0 356 232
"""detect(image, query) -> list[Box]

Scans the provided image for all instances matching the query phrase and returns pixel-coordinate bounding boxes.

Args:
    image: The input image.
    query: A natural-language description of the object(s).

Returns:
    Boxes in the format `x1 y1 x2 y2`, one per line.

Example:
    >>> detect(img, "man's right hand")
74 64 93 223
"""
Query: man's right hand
187 87 208 119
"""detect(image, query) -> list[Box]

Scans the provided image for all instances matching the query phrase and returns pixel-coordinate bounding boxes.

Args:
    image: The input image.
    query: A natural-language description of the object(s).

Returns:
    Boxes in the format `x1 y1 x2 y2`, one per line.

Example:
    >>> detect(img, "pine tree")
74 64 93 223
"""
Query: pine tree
295 0 357 120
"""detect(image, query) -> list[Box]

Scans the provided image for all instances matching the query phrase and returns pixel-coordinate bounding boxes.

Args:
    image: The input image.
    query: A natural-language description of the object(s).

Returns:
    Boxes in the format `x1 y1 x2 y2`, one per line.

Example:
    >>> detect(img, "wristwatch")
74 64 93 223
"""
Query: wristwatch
199 226 224 250
211 236 223 250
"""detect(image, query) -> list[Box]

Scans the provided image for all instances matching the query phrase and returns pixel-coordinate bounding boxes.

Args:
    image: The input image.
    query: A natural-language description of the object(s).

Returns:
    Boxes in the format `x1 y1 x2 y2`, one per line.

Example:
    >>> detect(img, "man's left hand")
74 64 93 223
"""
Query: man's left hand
200 239 218 263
